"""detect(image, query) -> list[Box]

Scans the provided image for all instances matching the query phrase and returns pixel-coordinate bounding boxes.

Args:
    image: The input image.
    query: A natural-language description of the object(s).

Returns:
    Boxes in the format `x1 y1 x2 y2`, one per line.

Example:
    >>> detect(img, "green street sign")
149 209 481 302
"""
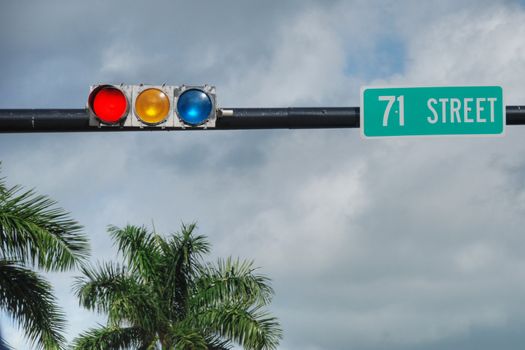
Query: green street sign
361 86 504 137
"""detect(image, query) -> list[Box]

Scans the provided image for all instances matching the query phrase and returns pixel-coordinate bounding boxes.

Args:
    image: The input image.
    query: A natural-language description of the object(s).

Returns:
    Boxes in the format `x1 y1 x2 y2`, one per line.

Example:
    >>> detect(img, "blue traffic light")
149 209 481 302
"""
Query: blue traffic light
176 89 213 126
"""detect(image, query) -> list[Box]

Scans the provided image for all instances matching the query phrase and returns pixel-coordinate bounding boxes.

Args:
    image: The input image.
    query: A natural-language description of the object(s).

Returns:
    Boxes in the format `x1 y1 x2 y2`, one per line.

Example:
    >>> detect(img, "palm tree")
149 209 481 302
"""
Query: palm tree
72 223 282 350
0 169 89 349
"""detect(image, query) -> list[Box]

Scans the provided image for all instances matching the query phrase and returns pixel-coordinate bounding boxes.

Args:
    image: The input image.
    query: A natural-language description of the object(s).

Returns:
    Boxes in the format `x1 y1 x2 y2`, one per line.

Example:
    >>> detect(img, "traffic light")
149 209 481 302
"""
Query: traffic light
87 85 130 125
175 86 216 126
133 85 173 126
87 84 217 129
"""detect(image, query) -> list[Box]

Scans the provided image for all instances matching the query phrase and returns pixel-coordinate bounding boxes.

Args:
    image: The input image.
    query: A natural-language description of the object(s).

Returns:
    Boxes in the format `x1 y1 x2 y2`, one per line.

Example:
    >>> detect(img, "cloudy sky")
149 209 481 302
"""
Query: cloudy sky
2 0 525 349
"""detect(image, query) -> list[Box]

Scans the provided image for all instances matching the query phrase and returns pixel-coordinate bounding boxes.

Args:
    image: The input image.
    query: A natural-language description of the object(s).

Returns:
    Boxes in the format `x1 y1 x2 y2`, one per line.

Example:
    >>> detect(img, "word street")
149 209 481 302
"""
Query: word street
427 97 497 124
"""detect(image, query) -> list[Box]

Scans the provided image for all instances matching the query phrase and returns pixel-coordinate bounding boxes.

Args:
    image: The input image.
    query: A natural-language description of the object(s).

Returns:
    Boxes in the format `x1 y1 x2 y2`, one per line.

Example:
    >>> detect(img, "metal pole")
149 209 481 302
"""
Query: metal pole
504 106 525 125
219 107 360 129
0 107 524 132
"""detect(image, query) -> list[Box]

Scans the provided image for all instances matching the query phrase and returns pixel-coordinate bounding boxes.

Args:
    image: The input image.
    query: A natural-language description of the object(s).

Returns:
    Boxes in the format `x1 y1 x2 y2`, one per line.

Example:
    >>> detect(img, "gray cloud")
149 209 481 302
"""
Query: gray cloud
2 0 525 349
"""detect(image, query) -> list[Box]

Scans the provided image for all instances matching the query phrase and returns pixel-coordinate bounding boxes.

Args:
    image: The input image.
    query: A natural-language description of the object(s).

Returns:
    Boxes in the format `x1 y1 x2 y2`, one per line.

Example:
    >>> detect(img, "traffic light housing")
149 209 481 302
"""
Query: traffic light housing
87 84 217 129
132 85 174 127
87 84 131 125
175 85 216 127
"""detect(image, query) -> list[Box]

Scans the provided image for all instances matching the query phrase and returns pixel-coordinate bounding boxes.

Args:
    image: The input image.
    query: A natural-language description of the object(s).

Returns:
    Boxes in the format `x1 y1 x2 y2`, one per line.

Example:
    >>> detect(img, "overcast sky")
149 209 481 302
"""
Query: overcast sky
2 0 525 349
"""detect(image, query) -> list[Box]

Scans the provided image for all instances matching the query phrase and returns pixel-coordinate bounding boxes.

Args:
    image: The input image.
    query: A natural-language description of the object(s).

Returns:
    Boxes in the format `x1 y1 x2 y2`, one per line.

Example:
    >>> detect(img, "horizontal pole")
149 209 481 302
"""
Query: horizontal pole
504 106 525 125
0 107 524 132
220 107 360 129
0 109 89 132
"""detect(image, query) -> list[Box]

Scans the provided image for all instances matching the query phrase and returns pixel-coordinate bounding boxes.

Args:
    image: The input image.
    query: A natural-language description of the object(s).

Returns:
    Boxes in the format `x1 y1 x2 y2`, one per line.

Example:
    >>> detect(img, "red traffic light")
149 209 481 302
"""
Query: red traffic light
88 86 128 124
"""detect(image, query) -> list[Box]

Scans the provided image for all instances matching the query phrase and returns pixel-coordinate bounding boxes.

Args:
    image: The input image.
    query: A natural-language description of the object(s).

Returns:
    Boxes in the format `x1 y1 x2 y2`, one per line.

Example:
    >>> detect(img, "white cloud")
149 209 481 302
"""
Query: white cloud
3 1 525 349
382 3 525 103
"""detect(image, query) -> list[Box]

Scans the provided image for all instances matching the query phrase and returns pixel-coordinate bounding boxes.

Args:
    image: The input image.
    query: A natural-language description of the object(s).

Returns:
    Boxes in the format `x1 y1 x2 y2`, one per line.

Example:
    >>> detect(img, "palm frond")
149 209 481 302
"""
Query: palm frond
73 262 159 330
190 303 282 350
193 257 274 309
170 325 208 350
205 337 233 350
71 325 151 350
164 223 210 270
108 225 160 281
0 183 88 271
160 223 210 321
0 260 66 350
168 323 232 350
